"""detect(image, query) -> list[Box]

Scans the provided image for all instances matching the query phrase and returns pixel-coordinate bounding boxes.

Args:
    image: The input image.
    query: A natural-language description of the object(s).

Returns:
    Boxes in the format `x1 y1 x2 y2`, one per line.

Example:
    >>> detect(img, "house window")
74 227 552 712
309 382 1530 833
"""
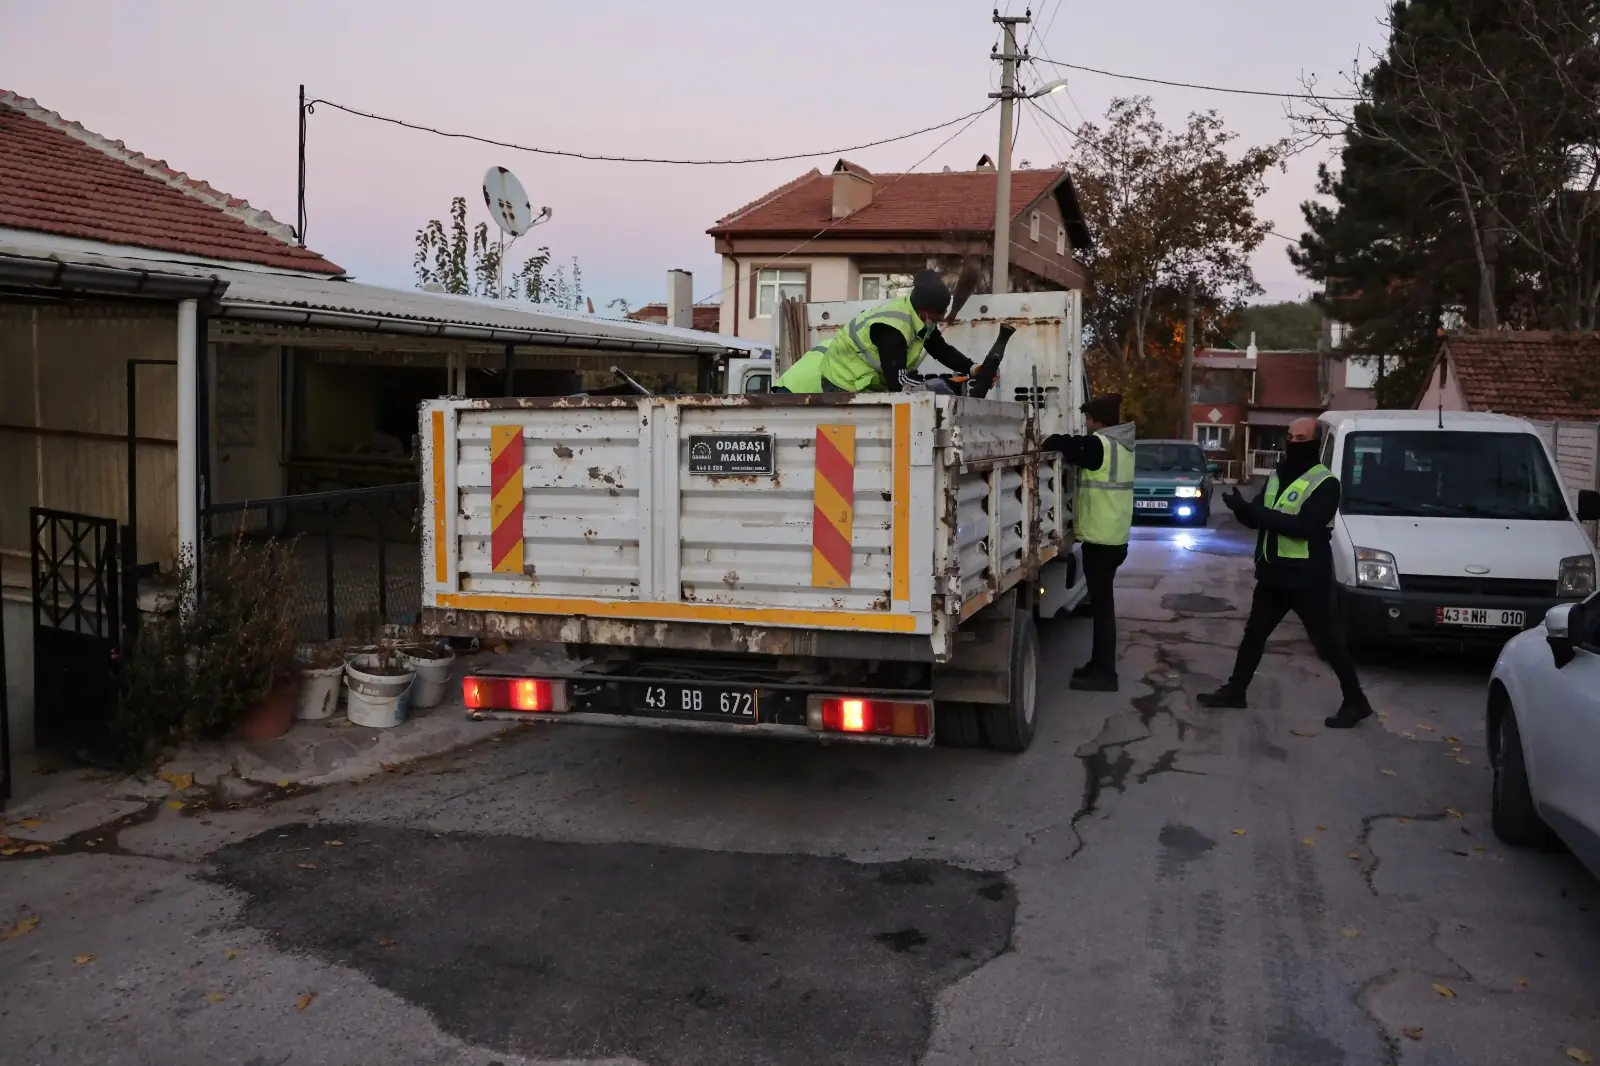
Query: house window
1056 226 1067 255
1029 211 1042 241
755 268 807 318
1195 424 1233 452
858 273 914 302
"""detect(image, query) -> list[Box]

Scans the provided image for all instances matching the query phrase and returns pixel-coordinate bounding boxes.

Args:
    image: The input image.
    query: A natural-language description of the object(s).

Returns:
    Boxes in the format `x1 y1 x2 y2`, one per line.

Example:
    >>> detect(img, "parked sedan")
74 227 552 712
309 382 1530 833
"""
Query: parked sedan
1132 440 1218 524
1487 591 1600 875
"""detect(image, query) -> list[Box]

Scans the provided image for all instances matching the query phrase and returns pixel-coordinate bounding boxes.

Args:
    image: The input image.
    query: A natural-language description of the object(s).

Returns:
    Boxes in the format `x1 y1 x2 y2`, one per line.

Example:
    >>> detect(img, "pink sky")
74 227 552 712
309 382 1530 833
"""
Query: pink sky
2 0 1388 311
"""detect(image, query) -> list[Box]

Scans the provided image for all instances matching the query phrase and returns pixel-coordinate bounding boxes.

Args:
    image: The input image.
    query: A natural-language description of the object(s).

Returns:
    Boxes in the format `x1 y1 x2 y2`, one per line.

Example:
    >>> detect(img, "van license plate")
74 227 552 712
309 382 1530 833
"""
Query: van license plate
625 682 759 723
1436 607 1524 628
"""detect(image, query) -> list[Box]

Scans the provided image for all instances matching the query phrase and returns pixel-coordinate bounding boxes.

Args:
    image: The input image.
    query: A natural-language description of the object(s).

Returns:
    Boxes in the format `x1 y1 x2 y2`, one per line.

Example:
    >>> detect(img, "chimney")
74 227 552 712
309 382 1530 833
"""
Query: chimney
667 269 694 330
830 160 874 220
1246 331 1259 361
975 154 996 171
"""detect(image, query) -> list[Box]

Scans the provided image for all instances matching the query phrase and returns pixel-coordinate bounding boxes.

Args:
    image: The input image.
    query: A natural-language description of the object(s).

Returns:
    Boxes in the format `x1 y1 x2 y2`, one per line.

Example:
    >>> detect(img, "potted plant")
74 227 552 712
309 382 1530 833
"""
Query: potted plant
294 641 347 721
345 645 416 728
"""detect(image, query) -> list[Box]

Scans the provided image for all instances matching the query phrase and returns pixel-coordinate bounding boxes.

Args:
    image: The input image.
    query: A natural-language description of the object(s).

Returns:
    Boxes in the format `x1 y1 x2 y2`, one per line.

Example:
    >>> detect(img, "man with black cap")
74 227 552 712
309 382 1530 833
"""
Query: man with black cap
1198 416 1374 729
772 270 977 394
1040 394 1137 692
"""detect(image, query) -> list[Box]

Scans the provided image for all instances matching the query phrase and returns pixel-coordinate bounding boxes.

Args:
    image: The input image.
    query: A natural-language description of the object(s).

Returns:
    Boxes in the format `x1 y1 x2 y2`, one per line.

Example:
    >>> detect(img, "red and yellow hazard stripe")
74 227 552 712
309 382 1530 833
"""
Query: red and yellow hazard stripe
489 425 524 574
811 424 856 588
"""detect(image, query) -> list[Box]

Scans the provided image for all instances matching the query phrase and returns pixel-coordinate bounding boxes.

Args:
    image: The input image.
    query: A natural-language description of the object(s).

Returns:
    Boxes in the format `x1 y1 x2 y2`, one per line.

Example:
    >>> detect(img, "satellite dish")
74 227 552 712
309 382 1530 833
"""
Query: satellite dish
482 166 534 237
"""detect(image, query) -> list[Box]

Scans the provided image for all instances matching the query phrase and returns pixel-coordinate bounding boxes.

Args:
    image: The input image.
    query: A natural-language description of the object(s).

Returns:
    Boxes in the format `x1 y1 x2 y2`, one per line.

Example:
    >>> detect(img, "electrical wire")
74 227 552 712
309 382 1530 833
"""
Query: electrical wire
1028 57 1357 101
304 97 999 166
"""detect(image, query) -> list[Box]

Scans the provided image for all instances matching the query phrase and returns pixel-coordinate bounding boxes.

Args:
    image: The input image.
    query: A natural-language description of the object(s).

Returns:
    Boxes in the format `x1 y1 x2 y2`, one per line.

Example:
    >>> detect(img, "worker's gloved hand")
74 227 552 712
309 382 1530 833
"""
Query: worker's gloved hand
898 371 928 393
1222 487 1247 513
1039 434 1069 454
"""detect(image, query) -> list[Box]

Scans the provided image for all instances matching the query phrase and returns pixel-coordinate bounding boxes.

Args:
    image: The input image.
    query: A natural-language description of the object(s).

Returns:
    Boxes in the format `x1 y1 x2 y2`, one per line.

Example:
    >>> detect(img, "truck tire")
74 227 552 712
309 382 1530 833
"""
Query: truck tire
935 702 986 748
981 611 1039 752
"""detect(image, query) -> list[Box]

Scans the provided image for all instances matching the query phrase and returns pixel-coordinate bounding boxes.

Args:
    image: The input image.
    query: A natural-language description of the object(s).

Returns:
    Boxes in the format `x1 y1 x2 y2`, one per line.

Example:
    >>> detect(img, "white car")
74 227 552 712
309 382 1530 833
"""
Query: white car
1488 591 1600 873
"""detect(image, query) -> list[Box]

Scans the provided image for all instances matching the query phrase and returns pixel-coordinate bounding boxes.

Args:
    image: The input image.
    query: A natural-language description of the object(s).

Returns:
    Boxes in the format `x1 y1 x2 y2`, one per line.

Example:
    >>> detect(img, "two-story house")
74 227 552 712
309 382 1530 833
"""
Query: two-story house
707 158 1091 342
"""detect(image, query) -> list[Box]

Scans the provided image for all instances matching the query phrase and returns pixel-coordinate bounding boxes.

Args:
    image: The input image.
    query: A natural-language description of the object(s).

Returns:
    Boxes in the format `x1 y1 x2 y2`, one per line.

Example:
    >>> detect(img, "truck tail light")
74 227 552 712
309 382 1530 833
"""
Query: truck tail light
462 676 569 713
808 696 932 739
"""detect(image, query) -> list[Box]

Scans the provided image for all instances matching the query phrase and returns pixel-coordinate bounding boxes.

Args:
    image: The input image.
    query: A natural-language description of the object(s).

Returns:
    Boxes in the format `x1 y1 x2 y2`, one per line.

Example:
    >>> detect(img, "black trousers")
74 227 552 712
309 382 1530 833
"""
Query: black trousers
1227 582 1366 703
1081 541 1128 676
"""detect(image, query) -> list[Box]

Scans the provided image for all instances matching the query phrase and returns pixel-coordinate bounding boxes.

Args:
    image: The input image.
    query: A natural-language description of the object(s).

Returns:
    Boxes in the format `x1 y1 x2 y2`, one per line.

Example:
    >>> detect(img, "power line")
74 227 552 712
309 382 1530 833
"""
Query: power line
305 96 999 166
1028 57 1358 101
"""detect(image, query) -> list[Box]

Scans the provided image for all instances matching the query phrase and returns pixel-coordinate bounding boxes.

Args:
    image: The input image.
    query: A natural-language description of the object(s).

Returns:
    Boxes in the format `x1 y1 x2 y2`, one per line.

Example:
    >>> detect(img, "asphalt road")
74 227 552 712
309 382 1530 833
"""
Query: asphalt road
4 508 1600 1066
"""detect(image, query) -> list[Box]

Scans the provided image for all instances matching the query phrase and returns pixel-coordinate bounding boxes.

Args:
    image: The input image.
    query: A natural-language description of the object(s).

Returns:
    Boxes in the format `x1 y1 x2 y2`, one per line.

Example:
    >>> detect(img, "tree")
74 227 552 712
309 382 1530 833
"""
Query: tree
1230 301 1324 350
1063 97 1285 434
413 197 585 310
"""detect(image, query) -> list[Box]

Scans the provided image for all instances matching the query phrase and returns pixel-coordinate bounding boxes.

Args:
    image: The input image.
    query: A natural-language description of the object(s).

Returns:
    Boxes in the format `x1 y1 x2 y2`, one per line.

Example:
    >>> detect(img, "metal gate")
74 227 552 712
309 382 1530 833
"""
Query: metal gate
30 508 121 761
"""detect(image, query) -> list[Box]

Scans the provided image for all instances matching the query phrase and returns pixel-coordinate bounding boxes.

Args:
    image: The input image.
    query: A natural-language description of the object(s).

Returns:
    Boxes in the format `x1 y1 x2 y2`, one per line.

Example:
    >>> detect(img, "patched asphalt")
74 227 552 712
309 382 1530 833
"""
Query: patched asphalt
210 823 1015 1066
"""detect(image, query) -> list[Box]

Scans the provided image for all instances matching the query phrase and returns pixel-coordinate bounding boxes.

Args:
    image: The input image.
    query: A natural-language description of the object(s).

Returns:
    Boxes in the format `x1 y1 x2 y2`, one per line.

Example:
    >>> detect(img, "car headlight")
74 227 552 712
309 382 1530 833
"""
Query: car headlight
1558 554 1596 597
1354 547 1400 591
1174 486 1203 498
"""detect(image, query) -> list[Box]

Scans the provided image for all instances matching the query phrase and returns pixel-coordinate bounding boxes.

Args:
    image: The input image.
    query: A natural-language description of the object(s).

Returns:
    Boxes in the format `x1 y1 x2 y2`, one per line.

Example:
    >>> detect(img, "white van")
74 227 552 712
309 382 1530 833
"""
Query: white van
1318 410 1600 647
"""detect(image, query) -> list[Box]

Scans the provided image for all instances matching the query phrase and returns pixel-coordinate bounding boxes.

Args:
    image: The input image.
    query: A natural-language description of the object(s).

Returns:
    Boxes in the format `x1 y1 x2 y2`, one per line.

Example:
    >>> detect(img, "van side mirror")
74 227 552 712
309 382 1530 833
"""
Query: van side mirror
1578 489 1600 522
1546 602 1578 668
1207 462 1220 475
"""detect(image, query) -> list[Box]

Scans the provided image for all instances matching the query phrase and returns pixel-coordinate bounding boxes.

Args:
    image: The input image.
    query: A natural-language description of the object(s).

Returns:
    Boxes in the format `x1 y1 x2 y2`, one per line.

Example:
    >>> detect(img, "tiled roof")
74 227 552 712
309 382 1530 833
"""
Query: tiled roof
626 303 722 332
1253 351 1323 410
0 90 343 275
709 160 1090 246
1435 331 1600 421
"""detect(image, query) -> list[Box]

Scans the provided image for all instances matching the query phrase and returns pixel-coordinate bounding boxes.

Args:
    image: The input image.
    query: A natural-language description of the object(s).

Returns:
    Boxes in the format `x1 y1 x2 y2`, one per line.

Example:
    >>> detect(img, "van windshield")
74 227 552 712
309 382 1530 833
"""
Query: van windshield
1341 431 1570 521
1136 443 1208 474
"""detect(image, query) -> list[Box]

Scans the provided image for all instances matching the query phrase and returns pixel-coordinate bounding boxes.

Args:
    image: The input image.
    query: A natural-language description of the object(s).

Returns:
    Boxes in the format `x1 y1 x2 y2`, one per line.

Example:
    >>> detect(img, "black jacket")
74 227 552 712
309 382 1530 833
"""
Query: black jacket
1231 469 1340 589
871 323 974 384
1038 432 1105 469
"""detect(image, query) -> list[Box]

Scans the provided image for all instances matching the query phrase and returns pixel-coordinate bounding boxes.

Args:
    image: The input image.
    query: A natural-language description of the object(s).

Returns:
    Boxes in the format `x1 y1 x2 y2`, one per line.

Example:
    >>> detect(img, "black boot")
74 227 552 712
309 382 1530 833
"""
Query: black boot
1069 671 1119 692
1324 699 1373 729
1197 685 1248 709
1070 663 1094 681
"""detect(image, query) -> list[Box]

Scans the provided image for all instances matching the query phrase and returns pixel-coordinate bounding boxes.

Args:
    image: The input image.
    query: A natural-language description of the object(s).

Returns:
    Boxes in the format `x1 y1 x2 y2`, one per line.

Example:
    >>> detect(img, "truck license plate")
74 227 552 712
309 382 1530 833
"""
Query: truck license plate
1436 606 1525 628
1134 500 1167 510
625 682 759 722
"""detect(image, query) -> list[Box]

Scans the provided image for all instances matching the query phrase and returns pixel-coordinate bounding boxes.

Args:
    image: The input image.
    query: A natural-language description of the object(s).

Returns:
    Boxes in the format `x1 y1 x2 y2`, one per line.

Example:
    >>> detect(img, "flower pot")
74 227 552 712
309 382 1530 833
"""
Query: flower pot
237 681 299 741
345 657 415 729
401 644 456 709
295 664 344 720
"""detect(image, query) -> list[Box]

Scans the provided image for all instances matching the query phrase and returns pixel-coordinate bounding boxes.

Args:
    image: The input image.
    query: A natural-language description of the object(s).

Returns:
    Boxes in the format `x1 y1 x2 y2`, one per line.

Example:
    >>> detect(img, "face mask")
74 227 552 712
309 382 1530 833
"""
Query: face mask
1285 439 1319 465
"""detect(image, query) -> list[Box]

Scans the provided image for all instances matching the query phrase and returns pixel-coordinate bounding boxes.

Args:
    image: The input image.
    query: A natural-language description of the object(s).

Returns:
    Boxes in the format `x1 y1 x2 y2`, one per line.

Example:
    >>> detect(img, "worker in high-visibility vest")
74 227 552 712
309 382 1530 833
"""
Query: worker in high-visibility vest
1040 394 1137 692
1199 416 1374 728
772 271 977 394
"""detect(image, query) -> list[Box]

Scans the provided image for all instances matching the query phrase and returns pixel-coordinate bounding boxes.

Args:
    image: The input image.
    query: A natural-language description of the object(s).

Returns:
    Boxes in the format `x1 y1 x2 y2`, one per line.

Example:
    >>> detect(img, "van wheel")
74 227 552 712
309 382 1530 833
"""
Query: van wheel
1491 702 1557 848
935 703 985 748
981 611 1039 753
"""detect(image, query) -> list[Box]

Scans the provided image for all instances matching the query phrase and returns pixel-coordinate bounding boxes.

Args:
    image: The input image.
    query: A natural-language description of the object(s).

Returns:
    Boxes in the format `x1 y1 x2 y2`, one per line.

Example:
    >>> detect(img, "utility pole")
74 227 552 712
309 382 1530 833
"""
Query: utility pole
1179 274 1197 440
990 9 1029 296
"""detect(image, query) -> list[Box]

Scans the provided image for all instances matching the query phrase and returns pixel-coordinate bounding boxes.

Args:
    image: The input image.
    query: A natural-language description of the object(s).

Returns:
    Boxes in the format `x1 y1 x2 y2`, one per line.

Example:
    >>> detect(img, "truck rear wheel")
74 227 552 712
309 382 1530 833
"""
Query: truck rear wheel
980 611 1039 752
935 702 986 748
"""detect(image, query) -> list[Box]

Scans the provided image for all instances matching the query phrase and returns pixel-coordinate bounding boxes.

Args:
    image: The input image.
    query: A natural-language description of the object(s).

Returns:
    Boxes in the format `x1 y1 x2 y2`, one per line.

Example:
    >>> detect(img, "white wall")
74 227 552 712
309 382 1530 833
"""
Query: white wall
1415 358 1467 412
718 255 860 343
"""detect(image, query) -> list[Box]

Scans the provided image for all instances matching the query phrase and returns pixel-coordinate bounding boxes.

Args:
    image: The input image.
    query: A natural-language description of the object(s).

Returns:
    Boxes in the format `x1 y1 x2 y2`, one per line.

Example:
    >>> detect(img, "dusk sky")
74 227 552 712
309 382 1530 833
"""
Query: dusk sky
3 1 1388 312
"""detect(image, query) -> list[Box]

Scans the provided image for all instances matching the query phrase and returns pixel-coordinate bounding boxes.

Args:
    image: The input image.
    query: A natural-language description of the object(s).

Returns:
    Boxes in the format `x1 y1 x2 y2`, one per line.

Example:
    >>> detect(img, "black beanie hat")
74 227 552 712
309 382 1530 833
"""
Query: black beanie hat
908 270 951 314
1081 393 1122 426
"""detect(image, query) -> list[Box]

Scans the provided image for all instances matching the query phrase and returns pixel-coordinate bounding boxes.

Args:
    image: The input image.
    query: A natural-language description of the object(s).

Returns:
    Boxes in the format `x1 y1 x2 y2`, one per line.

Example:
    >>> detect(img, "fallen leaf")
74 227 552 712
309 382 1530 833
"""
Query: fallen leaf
1302 838 1316 846
1449 746 1463 754
1381 769 1398 777
1401 731 1417 740
380 762 397 772
225 948 240 961
74 952 95 965
164 800 185 811
1515 976 1528 987
1455 757 1473 766
1568 1049 1593 1064
324 840 344 847
1317 824 1328 831
0 848 18 856
1446 807 1463 819
275 780 290 788
297 862 317 870
1231 829 1247 836
1474 844 1487 852
378 937 398 948
1341 927 1360 938
1432 982 1456 999
1348 852 1362 860
203 991 227 1005
1289 729 1318 738
0 916 40 940
1417 723 1435 732
156 770 193 791
1398 817 1411 824
296 992 317 1011
22 843 49 854
1403 1027 1424 1041
16 818 43 829
1445 735 1460 743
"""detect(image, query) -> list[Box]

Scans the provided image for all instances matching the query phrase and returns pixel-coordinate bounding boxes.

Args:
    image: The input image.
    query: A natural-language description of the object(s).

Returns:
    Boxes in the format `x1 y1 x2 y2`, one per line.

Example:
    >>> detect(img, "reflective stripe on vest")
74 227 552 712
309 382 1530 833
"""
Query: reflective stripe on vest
821 296 928 391
1076 431 1135 546
1259 464 1334 562
774 346 830 393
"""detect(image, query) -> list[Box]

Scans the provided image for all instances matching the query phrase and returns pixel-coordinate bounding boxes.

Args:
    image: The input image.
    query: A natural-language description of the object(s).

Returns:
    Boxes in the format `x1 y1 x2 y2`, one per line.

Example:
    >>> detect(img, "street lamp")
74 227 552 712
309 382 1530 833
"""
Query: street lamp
1029 78 1071 99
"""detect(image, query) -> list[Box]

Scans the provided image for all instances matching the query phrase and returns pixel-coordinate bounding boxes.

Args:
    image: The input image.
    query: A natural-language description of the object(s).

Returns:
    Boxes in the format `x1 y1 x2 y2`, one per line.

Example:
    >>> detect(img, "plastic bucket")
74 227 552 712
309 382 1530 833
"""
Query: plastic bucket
295 664 344 720
402 645 456 709
345 658 415 728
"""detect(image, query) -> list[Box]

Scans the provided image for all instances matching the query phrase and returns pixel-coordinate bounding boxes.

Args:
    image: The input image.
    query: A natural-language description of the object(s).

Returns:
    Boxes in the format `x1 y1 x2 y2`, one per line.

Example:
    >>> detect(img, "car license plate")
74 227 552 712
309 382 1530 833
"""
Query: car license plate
1134 500 1167 510
625 682 759 722
1435 606 1525 628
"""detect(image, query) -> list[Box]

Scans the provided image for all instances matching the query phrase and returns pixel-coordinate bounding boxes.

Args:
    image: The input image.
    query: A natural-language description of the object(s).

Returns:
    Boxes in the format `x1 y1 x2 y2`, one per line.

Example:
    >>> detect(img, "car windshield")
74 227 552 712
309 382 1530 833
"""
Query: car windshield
1341 430 1570 521
1135 443 1208 474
